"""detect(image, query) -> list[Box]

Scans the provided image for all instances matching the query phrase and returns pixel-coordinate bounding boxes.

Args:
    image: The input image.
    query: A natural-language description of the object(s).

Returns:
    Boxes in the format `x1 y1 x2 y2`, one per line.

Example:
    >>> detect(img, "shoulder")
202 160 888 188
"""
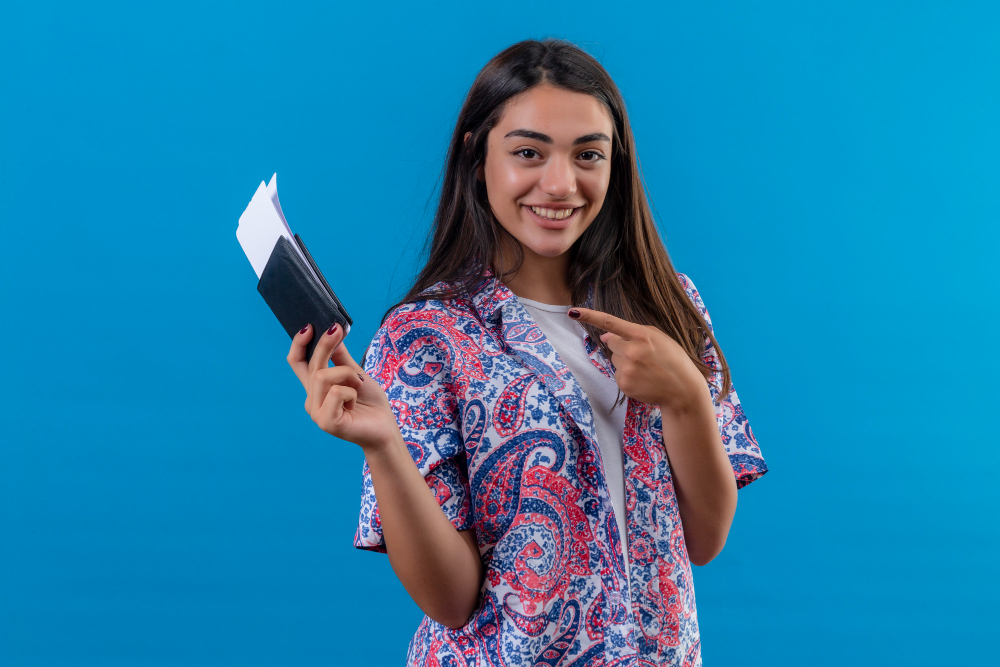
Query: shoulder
377 295 478 339
675 271 712 325
675 271 701 308
364 289 481 376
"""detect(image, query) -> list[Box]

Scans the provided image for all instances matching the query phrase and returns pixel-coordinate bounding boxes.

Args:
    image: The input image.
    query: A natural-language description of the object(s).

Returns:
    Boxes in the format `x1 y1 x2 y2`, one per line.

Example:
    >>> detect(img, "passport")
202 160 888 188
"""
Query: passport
236 174 352 361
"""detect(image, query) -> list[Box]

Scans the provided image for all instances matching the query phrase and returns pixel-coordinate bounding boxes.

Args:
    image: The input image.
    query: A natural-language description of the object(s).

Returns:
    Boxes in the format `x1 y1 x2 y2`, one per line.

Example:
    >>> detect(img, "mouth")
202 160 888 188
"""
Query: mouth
524 204 583 229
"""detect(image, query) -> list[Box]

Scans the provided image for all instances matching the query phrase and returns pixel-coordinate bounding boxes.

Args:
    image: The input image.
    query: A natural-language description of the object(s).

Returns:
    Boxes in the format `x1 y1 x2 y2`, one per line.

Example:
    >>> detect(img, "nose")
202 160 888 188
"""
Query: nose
538 154 576 200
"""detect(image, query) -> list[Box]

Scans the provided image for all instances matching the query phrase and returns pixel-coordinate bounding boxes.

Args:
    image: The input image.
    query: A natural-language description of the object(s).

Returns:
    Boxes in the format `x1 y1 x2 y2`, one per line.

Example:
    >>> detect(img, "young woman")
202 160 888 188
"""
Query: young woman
286 39 767 667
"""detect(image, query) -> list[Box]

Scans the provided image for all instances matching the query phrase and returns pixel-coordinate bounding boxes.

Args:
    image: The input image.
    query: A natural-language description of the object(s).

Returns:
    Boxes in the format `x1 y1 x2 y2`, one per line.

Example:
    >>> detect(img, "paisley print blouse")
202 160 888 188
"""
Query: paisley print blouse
355 272 767 667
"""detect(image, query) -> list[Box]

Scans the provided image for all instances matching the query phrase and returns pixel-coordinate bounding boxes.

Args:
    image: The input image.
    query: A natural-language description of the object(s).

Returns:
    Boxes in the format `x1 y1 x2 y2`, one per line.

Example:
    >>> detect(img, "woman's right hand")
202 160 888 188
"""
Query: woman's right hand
290 322 484 628
287 323 402 453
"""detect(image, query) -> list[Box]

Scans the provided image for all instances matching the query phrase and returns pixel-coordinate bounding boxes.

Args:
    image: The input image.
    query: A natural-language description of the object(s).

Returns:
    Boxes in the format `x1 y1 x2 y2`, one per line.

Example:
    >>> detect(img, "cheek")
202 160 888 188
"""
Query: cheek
581 169 611 208
485 157 533 211
508 168 536 196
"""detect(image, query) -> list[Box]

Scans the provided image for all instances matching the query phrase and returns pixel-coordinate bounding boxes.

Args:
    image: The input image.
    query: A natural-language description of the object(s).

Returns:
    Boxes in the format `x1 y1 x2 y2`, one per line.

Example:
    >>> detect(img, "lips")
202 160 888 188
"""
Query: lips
523 205 581 230
529 205 577 220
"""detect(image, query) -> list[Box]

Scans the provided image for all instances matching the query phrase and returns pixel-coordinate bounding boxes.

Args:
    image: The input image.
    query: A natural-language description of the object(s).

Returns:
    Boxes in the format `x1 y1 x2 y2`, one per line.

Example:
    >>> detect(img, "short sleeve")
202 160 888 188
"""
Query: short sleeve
353 302 474 553
677 273 768 489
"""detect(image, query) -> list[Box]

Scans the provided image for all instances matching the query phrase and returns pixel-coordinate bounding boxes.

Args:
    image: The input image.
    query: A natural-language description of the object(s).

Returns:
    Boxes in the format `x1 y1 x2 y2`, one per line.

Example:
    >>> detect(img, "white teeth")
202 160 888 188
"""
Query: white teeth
530 206 576 220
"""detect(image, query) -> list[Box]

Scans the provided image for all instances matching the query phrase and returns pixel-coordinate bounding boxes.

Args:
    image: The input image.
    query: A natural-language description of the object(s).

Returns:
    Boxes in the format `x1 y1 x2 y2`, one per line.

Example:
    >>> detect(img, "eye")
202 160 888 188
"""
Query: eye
578 150 605 162
514 148 540 159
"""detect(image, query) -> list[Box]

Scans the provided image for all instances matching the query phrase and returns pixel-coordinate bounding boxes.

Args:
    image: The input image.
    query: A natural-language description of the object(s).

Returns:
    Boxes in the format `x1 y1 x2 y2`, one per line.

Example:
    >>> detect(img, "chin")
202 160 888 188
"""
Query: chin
516 228 576 258
525 240 574 258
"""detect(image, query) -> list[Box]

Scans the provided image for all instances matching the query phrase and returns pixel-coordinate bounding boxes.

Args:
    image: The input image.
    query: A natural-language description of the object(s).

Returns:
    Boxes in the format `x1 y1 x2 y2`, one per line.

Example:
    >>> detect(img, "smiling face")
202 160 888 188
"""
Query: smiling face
482 84 614 262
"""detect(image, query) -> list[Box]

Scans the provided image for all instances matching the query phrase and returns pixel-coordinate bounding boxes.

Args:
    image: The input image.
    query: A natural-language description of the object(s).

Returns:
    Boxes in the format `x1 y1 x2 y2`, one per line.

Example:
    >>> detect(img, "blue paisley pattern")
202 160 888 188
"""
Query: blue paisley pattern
355 272 767 667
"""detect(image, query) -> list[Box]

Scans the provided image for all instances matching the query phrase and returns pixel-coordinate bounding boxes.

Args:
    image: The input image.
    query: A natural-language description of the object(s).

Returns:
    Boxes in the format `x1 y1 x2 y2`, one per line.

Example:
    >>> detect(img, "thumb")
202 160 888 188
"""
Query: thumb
331 339 364 373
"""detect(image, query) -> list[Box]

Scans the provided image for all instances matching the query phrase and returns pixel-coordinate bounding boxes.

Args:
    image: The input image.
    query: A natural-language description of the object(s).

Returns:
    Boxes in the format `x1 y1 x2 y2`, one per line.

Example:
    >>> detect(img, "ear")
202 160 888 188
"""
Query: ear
466 132 486 182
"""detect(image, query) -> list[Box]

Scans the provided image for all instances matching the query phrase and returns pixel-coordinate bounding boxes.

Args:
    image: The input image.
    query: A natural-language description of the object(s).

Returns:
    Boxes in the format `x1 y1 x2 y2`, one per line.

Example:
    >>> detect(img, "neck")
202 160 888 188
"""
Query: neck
497 242 573 306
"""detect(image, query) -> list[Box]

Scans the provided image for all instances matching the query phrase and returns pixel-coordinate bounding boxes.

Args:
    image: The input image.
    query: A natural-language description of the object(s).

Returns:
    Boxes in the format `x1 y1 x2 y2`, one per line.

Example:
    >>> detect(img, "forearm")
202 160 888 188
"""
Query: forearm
659 380 738 566
363 435 484 628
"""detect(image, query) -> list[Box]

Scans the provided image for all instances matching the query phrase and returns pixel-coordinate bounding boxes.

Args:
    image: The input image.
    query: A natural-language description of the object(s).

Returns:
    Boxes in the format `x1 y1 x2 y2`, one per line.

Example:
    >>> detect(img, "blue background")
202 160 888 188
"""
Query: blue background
2 1 997 664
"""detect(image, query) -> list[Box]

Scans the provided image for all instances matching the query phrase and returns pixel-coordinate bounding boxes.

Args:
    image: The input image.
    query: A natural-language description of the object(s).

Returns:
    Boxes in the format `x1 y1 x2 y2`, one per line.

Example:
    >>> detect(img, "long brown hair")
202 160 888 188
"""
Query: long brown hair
387 38 732 404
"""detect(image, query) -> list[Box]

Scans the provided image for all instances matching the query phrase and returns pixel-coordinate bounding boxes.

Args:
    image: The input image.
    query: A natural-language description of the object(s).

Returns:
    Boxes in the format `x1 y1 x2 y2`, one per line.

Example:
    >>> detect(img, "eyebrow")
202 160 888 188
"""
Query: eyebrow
503 129 611 145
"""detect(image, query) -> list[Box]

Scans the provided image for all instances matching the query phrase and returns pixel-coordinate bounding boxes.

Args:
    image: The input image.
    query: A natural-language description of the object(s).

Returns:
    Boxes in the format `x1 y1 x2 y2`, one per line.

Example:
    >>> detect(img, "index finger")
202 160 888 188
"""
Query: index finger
568 307 643 340
330 337 364 373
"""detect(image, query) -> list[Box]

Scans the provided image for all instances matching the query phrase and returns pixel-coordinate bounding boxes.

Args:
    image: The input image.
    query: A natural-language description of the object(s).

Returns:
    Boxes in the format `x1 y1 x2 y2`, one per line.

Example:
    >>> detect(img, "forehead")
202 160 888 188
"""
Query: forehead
494 85 613 141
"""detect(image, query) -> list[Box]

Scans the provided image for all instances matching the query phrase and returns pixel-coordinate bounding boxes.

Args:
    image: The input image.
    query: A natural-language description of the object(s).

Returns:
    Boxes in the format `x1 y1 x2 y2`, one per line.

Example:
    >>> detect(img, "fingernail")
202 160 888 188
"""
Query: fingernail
299 326 309 334
326 324 338 336
568 309 581 319
357 373 364 382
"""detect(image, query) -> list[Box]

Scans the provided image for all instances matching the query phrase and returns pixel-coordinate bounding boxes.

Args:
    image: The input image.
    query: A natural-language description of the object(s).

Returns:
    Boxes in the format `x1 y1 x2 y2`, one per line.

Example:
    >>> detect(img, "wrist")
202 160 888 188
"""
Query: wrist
658 373 714 420
359 428 408 461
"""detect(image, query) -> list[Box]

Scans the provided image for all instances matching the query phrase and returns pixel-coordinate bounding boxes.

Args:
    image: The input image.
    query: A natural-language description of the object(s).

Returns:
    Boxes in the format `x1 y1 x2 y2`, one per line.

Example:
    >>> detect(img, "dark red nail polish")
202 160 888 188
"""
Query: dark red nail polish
568 309 581 319
326 323 338 335
299 326 308 334
357 373 364 382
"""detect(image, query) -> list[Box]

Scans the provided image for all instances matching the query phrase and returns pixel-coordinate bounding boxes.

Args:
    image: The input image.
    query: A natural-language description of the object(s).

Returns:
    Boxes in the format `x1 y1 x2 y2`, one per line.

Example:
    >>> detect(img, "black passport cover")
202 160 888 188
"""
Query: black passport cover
257 235 352 362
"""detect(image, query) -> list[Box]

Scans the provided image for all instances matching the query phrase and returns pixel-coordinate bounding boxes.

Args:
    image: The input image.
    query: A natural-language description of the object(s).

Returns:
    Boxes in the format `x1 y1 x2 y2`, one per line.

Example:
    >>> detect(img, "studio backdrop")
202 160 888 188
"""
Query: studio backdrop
1 1 997 665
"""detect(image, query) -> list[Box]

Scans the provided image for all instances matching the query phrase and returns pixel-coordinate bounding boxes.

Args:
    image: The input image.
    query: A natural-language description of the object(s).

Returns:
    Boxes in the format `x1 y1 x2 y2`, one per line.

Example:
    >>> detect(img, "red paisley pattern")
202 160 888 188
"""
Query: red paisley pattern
354 272 768 666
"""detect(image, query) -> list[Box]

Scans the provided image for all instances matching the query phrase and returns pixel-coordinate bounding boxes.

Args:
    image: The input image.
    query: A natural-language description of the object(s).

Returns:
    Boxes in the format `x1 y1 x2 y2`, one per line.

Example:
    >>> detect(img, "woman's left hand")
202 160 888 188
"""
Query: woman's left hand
568 307 708 413
571 308 734 565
